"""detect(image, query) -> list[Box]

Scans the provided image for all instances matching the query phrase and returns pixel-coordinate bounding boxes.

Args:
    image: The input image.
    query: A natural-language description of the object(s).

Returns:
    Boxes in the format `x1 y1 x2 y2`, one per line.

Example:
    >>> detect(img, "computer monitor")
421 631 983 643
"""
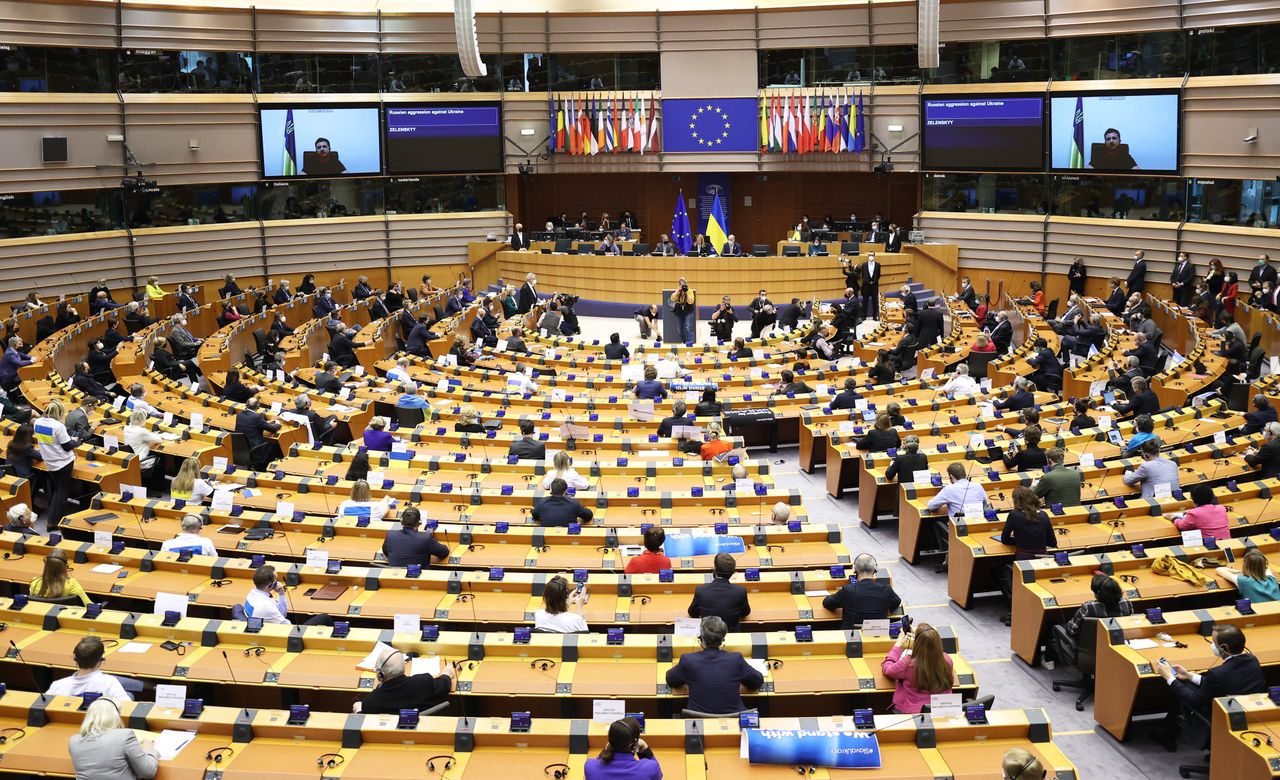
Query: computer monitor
782 245 801 258
841 241 860 255
632 242 650 255
554 238 571 252
752 244 769 257
576 243 595 254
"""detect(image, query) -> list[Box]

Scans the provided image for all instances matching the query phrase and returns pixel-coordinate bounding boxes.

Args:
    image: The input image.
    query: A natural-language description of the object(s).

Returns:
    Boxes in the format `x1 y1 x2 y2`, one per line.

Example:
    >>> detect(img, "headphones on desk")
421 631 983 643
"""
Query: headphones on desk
530 658 557 671
426 755 456 773
316 753 344 769
544 763 570 779
0 727 25 744
205 746 234 764
243 645 267 657
1241 730 1274 748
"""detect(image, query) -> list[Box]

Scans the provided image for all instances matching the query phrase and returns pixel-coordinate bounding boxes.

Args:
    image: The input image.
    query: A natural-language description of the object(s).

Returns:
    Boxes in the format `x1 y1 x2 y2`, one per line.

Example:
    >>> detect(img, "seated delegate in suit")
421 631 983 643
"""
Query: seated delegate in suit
1113 376 1160 417
856 414 901 453
1216 548 1280 603
382 508 450 568
657 400 691 438
822 554 902 629
1121 440 1180 498
1001 426 1048 472
830 378 862 410
881 623 954 714
720 234 743 257
68 698 159 780
534 574 589 632
508 419 546 460
687 553 751 630
603 333 630 361
532 478 594 527
632 365 667 401
1154 623 1266 750
694 388 723 417
1245 422 1280 479
1026 338 1061 389
355 648 456 716
884 435 928 484
994 377 1035 412
1032 447 1082 507
664 616 764 714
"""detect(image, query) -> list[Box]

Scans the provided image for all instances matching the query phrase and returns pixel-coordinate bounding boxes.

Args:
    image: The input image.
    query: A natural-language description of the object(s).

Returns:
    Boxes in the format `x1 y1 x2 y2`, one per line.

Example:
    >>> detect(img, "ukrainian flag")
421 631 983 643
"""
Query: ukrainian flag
706 191 729 253
1068 96 1084 169
34 422 56 445
282 108 298 176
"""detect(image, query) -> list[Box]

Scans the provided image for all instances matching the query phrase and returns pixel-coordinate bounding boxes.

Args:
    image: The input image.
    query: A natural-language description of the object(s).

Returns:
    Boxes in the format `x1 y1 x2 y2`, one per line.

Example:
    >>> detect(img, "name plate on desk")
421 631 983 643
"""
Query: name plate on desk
742 729 882 769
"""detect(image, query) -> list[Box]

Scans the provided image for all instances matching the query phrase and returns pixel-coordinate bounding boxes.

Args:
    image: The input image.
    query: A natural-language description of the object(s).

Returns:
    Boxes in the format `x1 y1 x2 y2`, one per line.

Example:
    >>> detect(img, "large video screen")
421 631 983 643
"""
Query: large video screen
385 103 503 174
921 95 1045 172
259 106 382 178
1049 91 1179 174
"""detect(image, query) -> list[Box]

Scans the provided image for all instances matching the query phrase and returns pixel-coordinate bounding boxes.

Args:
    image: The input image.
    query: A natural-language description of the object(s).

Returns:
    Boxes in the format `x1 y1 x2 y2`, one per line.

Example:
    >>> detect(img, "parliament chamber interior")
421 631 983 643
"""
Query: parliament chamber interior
3 0 1280 777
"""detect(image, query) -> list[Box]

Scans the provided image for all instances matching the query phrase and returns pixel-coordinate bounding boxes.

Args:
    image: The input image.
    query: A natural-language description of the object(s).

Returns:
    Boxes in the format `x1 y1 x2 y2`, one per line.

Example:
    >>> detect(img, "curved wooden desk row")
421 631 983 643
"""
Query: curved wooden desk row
0 601 978 714
835 400 1232 504
1095 599 1280 742
894 432 1260 564
1010 529 1280 664
65 506 847 575
0 692 1075 780
1212 694 1280 780
948 475 1280 609
0 531 870 629
0 294 86 346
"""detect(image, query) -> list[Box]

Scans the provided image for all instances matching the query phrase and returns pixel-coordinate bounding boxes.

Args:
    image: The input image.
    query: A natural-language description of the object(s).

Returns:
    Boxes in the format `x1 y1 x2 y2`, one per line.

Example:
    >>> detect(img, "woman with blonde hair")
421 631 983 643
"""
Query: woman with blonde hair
1217 548 1280 603
1001 748 1045 780
68 698 159 780
336 478 393 523
542 450 589 491
881 622 954 713
169 456 216 503
453 405 484 433
34 399 78 526
700 422 732 461
31 548 89 606
144 275 166 300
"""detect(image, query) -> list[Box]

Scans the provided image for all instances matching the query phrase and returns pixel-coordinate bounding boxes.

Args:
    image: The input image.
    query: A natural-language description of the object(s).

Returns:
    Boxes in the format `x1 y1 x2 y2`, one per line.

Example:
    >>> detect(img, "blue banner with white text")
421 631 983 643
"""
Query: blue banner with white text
696 173 731 238
744 729 883 769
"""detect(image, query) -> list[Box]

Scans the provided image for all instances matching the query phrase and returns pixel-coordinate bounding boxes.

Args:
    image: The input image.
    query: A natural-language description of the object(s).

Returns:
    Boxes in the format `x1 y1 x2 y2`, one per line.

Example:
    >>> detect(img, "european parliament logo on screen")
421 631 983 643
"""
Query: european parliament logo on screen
662 99 759 153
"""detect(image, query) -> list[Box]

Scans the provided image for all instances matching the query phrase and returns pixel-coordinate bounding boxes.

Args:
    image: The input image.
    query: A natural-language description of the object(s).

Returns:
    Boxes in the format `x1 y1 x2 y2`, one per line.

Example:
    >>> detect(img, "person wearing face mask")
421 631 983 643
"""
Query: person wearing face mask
168 314 202 359
1125 249 1147 294
1248 253 1277 303
312 287 338 319
1154 623 1266 750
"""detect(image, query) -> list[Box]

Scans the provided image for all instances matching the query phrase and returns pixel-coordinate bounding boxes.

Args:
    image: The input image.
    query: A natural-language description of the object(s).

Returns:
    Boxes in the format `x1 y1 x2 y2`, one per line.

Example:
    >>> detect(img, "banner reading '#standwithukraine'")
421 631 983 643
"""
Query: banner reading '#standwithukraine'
743 729 883 768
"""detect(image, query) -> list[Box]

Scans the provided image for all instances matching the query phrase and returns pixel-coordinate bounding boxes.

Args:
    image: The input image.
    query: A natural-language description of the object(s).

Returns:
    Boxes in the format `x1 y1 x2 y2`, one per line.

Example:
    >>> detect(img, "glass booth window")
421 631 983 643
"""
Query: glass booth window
1189 26 1260 77
124 183 256 228
0 45 115 92
382 53 502 93
385 175 505 214
502 54 548 92
119 50 252 92
1054 31 1187 81
808 48 872 85
872 44 920 84
759 49 804 87
1188 179 1280 227
547 53 660 91
256 53 380 93
256 177 384 221
921 173 1048 215
0 189 121 238
1050 175 1185 221
927 40 1051 84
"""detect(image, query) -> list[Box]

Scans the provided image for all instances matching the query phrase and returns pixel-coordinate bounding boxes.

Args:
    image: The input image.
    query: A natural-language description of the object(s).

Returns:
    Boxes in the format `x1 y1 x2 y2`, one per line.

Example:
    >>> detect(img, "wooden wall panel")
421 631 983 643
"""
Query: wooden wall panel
1046 0 1180 37
122 96 261 185
263 216 387 277
0 0 115 48
387 211 511 270
495 14 547 53
548 14 657 52
870 3 918 45
757 6 871 49
1045 217 1177 293
657 12 758 54
1182 77 1280 180
915 211 1044 293
131 223 263 287
121 7 254 52
1180 223 1279 282
940 0 1044 41
254 12 380 53
0 230 130 303
1182 0 1280 29
0 95 122 191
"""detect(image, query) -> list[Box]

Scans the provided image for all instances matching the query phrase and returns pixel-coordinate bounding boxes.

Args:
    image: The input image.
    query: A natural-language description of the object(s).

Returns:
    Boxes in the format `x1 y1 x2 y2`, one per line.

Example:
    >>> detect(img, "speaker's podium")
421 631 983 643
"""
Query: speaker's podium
662 288 697 344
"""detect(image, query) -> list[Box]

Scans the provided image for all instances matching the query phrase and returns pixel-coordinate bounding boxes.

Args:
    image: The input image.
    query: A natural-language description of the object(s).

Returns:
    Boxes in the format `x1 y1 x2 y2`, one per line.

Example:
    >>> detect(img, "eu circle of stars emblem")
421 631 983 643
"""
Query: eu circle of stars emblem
688 104 732 148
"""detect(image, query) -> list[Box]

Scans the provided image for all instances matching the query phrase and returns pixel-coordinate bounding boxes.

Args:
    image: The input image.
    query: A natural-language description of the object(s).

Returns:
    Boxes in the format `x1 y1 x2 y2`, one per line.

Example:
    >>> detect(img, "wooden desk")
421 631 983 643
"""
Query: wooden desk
1210 694 1280 780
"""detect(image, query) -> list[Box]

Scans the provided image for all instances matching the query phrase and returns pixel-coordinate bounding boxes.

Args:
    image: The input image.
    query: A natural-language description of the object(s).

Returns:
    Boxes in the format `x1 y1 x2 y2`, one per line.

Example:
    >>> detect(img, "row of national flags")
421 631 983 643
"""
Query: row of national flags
761 91 866 154
549 93 661 155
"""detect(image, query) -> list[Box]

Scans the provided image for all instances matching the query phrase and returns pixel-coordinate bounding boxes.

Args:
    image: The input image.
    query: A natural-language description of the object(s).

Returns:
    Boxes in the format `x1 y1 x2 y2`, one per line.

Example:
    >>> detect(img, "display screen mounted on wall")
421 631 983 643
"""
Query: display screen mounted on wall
921 95 1045 172
384 103 503 174
1048 91 1180 175
259 105 382 178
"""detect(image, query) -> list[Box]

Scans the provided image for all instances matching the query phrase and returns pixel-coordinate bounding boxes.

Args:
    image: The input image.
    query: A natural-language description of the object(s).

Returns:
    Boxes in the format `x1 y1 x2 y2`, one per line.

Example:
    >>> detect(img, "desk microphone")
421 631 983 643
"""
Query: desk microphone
865 712 925 736
221 650 252 720
688 718 709 772
134 507 154 551
9 641 44 703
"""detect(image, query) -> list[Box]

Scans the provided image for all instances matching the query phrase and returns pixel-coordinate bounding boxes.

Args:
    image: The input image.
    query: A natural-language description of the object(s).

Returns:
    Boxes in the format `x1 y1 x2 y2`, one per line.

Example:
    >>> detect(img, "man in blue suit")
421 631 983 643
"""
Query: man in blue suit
687 553 751 630
665 616 764 714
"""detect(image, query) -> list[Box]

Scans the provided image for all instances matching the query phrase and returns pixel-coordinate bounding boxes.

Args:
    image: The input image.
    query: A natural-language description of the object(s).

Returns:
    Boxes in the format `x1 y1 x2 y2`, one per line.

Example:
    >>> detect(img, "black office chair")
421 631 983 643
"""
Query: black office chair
1051 617 1098 710
752 244 769 257
681 708 758 719
396 406 426 428
27 594 84 606
1177 707 1211 777
967 350 1001 379
1045 298 1060 321
229 432 275 471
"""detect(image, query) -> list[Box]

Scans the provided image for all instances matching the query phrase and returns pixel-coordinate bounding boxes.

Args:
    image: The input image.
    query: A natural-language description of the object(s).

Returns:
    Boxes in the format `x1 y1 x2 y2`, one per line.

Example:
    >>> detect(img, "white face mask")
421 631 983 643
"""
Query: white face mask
1211 643 1223 657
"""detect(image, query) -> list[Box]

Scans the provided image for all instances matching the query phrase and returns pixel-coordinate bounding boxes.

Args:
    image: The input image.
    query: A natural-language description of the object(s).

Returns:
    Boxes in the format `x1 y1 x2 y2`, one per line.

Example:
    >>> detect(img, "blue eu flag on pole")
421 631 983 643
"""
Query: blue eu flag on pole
852 92 866 154
671 191 693 255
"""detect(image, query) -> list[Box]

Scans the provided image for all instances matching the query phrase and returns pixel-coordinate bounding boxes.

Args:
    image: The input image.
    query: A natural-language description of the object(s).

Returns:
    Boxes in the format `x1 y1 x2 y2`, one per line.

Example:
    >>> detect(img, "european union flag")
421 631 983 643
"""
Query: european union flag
663 98 760 153
671 190 693 255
